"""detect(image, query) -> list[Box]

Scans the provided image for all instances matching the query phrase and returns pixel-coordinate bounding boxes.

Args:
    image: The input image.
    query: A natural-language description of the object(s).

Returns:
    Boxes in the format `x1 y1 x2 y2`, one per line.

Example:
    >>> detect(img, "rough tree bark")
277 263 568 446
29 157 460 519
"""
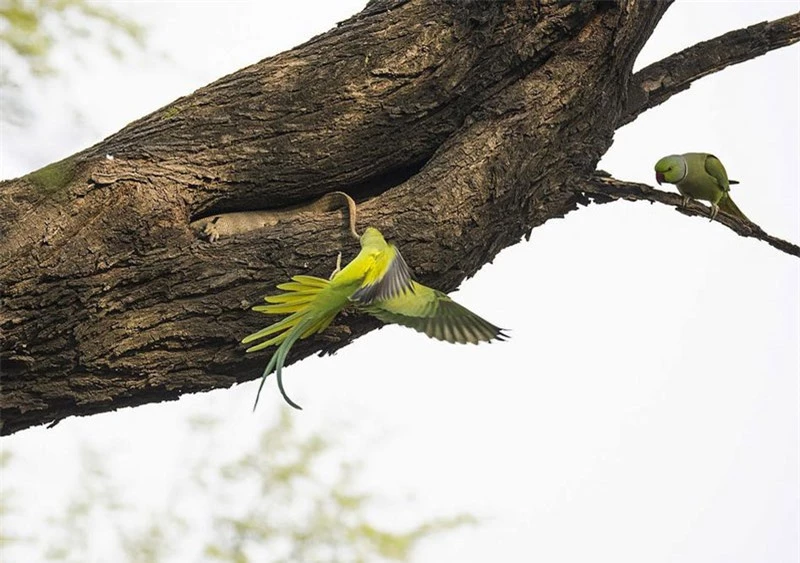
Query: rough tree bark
1 0 798 435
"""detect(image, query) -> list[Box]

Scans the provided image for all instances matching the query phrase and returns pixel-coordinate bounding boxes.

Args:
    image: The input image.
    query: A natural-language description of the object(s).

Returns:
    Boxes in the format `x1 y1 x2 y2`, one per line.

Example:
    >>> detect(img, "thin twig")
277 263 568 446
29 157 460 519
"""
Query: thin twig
578 174 799 258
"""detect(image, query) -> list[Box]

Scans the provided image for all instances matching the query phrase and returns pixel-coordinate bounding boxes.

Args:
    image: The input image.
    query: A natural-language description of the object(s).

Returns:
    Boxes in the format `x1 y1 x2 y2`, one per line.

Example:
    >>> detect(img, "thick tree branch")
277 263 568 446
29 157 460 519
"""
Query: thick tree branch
621 11 800 126
1 1 796 435
579 174 800 257
1 0 668 435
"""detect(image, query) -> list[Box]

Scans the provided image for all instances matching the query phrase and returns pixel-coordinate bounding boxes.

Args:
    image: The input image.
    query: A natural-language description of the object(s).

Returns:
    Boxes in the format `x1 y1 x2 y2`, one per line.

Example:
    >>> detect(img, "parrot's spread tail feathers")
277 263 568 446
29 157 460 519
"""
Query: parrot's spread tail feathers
242 275 331 352
245 274 339 410
719 195 749 222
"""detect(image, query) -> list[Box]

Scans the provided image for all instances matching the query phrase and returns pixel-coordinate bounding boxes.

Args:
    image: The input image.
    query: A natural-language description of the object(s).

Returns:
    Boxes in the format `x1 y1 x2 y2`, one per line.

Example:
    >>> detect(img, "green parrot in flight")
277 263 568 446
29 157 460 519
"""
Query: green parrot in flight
654 153 748 221
242 226 506 410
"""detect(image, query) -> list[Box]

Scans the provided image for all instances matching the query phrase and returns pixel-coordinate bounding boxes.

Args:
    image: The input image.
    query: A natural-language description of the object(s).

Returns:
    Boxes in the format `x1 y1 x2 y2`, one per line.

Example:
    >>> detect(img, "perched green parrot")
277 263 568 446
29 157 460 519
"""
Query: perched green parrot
654 153 748 221
242 227 506 409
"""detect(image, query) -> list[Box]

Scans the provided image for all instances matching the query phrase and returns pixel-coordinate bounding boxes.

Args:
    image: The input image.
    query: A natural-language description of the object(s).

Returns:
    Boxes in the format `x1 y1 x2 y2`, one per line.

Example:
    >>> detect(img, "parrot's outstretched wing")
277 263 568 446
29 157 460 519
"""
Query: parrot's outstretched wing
703 154 730 190
351 243 414 304
366 282 507 344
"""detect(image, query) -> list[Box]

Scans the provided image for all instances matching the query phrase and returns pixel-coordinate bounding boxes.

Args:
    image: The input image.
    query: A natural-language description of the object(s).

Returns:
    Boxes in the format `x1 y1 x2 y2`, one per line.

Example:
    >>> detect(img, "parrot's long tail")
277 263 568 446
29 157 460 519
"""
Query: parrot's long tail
242 275 338 410
252 318 312 411
719 194 748 222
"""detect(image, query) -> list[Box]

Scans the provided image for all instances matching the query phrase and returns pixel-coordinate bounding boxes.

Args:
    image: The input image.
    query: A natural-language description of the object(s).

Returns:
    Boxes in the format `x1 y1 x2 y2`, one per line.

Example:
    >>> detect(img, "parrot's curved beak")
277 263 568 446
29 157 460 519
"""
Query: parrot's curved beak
655 172 664 185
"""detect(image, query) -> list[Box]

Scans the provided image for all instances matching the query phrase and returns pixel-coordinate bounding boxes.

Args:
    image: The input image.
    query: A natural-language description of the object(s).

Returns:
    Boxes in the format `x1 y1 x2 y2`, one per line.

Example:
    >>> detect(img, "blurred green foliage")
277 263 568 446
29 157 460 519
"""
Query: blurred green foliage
0 449 18 550
0 0 145 122
0 412 475 562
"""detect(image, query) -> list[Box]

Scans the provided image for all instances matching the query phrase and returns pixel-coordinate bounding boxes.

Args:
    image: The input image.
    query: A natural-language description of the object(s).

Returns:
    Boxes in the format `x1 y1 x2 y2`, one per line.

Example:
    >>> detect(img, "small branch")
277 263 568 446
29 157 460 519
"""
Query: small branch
579 174 800 258
620 11 800 127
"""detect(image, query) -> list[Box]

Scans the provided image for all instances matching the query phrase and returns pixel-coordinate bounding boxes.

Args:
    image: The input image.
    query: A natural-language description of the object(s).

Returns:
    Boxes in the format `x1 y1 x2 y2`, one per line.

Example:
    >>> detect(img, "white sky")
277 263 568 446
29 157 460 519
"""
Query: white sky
2 1 799 562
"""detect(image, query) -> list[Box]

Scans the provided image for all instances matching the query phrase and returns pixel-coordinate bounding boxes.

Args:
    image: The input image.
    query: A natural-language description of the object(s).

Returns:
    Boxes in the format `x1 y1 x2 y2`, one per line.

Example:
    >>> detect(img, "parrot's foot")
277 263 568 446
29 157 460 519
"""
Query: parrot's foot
329 252 342 280
709 204 719 222
681 196 690 208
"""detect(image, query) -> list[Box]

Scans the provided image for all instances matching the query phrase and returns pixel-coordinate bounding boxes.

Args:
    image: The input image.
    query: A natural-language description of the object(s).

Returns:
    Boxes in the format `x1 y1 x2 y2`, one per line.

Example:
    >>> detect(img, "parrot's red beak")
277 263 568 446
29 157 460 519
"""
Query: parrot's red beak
655 172 664 185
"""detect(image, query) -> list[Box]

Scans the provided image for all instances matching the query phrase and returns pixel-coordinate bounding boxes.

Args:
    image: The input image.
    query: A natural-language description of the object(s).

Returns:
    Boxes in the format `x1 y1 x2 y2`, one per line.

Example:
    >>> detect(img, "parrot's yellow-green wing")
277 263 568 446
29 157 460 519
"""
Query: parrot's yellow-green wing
702 154 749 221
703 154 730 191
350 235 414 304
365 281 507 344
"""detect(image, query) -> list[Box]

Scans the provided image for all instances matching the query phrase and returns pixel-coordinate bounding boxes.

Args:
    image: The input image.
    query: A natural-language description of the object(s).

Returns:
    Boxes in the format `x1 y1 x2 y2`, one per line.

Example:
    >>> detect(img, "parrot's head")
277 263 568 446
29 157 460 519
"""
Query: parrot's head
654 155 687 185
360 226 387 250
